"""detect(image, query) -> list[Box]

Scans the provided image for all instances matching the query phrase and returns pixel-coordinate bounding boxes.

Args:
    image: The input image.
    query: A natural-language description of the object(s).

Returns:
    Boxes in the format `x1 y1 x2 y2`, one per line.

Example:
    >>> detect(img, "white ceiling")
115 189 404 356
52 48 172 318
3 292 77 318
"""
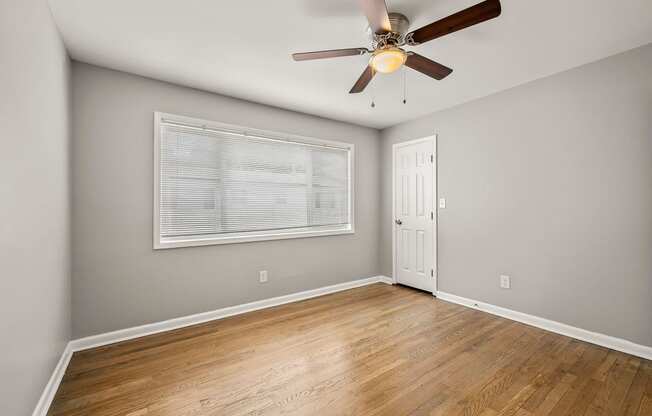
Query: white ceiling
49 0 652 129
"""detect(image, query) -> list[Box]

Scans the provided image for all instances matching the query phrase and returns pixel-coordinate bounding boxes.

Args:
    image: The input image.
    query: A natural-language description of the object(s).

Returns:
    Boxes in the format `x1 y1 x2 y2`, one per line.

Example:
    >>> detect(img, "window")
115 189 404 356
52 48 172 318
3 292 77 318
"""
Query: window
154 112 354 249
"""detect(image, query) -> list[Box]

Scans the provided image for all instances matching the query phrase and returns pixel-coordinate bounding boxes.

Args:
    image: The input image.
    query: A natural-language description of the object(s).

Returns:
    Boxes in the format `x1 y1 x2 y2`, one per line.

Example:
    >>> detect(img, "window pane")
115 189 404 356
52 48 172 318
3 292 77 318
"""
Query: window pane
158 120 351 242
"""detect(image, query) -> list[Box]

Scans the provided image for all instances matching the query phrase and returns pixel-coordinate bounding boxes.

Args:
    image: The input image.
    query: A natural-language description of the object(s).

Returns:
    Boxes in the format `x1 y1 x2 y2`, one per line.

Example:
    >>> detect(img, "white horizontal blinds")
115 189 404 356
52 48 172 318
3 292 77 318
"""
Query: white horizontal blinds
159 122 350 239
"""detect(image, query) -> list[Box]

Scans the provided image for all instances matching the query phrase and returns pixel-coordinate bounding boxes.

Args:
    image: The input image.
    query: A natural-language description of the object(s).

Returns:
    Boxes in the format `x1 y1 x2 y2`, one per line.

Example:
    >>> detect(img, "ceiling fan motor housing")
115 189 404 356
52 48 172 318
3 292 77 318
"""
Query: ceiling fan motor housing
388 13 410 36
369 13 410 49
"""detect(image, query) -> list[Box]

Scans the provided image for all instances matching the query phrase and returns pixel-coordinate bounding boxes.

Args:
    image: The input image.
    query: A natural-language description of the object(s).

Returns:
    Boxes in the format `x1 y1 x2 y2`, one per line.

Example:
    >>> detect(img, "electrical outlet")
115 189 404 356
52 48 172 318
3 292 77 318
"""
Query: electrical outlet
259 270 268 283
500 275 511 289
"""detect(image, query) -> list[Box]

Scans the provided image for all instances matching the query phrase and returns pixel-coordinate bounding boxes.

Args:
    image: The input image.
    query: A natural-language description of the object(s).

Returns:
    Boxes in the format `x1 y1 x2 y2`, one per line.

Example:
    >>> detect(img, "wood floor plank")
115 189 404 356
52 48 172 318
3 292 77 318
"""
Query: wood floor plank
48 284 651 416
585 353 641 415
520 340 583 413
619 363 649 416
635 361 652 415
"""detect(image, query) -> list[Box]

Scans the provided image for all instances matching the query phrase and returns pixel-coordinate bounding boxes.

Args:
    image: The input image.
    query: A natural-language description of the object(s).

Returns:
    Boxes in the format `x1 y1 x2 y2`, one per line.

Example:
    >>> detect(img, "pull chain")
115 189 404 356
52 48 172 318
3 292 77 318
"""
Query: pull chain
371 67 376 108
402 66 407 104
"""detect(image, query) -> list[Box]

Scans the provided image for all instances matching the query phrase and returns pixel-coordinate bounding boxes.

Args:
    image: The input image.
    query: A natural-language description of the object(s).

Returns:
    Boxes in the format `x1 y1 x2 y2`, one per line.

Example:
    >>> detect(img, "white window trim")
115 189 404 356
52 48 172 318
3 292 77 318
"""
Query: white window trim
153 112 355 249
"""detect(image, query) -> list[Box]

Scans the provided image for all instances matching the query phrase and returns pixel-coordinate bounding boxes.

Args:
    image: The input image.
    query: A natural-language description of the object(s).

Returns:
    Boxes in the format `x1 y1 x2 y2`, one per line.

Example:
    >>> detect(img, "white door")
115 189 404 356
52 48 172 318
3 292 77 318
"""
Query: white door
393 137 435 292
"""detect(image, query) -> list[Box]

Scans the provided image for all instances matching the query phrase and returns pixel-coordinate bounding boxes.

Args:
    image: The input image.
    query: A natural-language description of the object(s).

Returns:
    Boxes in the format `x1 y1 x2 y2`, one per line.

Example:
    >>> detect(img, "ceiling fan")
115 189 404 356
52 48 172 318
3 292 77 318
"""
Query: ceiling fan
292 0 502 94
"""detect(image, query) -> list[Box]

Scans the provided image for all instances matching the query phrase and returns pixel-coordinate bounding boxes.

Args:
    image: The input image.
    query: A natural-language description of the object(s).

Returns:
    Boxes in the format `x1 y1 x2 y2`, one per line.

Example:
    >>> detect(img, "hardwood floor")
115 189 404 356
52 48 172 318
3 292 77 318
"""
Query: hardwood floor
49 284 651 416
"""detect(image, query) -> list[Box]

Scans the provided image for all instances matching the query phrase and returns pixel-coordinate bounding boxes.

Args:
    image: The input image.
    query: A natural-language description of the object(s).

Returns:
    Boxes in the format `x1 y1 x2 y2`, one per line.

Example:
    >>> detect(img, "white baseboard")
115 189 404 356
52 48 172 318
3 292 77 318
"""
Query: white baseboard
32 343 73 416
436 291 652 361
378 275 395 285
70 275 388 352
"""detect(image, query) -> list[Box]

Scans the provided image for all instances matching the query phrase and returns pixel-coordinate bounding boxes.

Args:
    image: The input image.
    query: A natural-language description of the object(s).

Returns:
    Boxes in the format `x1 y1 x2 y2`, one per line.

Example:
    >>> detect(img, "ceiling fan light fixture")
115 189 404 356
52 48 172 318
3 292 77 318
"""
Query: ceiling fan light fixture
370 48 407 74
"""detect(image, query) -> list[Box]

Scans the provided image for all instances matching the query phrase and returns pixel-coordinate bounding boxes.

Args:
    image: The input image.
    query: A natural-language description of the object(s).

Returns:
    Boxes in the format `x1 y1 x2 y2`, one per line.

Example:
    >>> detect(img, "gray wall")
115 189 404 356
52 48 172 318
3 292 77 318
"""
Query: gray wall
71 62 381 338
0 0 71 414
380 44 652 347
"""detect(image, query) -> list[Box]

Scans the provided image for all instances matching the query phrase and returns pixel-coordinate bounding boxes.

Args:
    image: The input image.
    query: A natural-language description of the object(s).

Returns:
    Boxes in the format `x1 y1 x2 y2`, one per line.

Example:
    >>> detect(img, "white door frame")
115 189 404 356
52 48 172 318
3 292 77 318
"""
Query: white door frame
391 134 438 294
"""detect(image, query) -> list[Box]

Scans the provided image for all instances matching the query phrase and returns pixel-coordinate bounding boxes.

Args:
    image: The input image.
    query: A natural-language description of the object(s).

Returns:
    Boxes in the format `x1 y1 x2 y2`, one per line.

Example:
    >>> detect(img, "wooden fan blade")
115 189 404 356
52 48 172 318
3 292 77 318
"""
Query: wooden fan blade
349 66 375 93
405 54 453 80
406 0 501 45
358 0 391 34
292 48 369 61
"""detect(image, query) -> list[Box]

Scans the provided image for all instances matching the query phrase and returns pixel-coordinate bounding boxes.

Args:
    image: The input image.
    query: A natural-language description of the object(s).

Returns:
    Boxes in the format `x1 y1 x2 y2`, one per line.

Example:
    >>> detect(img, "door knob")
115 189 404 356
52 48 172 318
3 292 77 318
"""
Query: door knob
395 219 403 225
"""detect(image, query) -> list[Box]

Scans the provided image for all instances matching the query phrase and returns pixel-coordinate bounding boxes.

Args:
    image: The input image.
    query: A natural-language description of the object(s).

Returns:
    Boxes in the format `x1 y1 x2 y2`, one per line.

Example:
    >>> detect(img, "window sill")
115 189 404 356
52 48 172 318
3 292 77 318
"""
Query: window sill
155 227 355 249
